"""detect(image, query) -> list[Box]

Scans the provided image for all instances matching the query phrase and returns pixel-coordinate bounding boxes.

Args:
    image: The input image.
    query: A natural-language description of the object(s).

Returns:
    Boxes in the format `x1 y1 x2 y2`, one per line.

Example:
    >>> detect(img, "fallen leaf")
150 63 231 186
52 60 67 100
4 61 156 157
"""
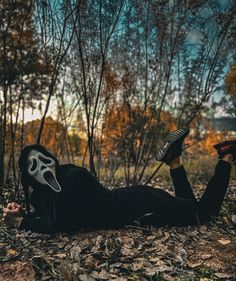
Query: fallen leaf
89 271 99 279
109 262 122 268
189 230 199 236
70 245 81 260
145 267 157 277
231 214 236 223
146 235 156 241
187 261 201 268
122 235 134 247
204 259 224 271
121 246 133 256
6 249 17 257
214 272 234 279
218 239 231 245
201 254 212 260
98 269 110 280
54 253 66 258
133 261 144 271
148 256 161 263
199 225 207 232
79 274 96 281
0 261 35 281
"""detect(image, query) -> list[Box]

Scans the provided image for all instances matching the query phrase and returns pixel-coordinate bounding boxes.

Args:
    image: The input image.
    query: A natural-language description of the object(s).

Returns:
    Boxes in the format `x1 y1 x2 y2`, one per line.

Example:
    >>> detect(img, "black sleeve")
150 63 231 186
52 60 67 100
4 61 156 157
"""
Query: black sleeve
66 167 105 193
19 216 59 234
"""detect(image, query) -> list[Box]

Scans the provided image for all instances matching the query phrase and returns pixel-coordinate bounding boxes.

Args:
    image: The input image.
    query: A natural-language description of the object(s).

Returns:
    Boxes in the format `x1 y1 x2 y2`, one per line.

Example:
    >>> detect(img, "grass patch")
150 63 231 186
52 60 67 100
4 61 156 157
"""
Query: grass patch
95 155 236 187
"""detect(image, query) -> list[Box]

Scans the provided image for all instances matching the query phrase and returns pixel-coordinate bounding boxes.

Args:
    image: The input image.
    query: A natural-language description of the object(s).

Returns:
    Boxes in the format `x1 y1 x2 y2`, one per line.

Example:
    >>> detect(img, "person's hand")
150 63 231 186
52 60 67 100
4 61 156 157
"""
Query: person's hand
3 202 25 228
3 202 25 217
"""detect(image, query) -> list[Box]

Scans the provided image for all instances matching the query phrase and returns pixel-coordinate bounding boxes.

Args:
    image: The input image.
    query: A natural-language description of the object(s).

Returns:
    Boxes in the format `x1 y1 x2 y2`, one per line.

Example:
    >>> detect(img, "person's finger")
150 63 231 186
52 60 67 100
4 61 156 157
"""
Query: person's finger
7 203 14 209
7 202 20 209
14 207 21 214
3 209 10 218
11 202 20 208
3 208 19 217
3 209 11 216
9 203 19 210
12 202 21 208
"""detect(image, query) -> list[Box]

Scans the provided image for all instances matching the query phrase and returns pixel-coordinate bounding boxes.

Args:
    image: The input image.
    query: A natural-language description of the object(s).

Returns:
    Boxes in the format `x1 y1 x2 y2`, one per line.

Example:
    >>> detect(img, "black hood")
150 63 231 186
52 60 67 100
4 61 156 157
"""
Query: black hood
19 144 61 216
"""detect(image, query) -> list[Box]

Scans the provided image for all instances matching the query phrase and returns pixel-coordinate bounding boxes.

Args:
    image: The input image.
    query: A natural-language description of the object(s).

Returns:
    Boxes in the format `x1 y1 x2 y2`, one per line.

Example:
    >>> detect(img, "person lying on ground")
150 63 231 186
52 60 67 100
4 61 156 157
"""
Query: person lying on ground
3 128 236 234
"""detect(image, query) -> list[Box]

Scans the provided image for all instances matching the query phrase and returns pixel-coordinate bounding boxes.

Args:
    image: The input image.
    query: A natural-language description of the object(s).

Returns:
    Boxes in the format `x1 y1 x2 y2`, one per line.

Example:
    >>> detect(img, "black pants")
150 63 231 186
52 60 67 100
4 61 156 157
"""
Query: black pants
137 160 232 227
110 160 232 228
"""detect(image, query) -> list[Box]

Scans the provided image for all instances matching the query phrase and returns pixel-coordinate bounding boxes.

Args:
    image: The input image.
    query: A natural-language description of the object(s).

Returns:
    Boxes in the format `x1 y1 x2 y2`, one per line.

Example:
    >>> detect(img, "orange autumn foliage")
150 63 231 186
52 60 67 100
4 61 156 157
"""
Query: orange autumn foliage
199 131 227 156
225 64 236 97
102 104 176 159
24 117 68 158
103 65 121 95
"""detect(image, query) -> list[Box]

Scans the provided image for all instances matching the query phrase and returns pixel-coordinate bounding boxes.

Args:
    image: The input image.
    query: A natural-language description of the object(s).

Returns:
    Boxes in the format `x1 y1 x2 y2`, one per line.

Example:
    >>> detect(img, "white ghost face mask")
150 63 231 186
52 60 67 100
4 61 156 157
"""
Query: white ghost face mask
27 150 62 192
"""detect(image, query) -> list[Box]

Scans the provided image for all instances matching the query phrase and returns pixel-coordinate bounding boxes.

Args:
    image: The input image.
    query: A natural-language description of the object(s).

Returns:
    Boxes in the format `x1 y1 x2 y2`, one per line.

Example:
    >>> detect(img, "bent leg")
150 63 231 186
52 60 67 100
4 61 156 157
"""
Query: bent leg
198 160 231 222
170 165 197 201
132 187 199 227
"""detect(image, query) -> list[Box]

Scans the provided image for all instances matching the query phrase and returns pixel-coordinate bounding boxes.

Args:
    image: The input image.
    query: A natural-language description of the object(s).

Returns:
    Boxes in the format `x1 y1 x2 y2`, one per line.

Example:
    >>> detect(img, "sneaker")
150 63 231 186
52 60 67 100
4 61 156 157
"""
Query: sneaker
155 128 190 164
213 139 236 162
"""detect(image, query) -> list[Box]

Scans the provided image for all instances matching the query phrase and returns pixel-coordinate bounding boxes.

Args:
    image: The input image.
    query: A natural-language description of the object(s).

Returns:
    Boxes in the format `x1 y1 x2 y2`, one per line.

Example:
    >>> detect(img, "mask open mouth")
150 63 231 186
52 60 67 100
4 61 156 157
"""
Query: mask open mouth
44 171 62 192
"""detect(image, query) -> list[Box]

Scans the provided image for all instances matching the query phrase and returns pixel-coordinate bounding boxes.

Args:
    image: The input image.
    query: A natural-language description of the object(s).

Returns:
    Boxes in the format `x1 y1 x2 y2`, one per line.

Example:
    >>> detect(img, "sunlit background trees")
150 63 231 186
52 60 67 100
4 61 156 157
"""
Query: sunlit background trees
1 0 236 192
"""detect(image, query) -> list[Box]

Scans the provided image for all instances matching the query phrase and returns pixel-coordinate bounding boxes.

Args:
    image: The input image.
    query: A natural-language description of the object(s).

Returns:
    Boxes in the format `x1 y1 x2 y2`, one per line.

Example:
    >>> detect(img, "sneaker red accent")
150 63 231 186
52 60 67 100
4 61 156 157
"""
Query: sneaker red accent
220 145 231 152
213 140 236 162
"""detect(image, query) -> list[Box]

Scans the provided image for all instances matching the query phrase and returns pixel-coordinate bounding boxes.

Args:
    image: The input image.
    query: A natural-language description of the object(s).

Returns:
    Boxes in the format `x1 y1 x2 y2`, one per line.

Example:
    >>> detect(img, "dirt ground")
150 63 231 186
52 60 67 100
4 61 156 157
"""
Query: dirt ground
0 181 235 281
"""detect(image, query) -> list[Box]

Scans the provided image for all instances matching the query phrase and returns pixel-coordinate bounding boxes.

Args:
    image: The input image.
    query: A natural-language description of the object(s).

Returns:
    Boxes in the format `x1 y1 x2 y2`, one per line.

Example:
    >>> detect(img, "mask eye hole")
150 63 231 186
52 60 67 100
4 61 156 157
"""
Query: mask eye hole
39 156 53 165
31 159 37 171
28 158 37 173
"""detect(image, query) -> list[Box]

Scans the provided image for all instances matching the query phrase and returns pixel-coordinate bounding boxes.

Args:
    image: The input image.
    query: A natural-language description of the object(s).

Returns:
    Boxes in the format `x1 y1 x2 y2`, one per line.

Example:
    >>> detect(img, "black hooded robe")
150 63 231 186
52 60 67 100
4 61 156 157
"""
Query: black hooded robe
18 144 232 233
19 166 199 233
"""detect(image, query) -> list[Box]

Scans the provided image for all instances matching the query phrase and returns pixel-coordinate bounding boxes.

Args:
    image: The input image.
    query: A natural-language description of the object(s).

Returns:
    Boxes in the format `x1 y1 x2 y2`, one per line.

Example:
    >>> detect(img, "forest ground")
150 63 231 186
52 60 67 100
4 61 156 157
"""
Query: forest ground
0 175 235 281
